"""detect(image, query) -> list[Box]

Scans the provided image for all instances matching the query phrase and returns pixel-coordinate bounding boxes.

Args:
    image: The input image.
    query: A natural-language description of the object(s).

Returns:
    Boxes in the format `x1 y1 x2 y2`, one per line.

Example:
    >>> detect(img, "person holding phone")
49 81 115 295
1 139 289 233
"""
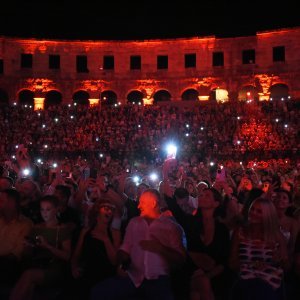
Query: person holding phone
159 158 181 199
15 145 31 176
10 195 71 300
91 189 186 300
0 189 33 285
69 199 121 300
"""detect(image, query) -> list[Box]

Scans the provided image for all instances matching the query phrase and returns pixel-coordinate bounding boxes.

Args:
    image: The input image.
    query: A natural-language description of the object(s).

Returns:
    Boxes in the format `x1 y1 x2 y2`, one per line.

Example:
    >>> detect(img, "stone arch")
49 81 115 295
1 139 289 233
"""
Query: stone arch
0 88 9 106
73 90 90 106
153 89 172 103
127 90 144 104
101 90 118 106
269 83 289 100
238 85 259 101
44 90 63 109
181 88 199 101
18 89 34 106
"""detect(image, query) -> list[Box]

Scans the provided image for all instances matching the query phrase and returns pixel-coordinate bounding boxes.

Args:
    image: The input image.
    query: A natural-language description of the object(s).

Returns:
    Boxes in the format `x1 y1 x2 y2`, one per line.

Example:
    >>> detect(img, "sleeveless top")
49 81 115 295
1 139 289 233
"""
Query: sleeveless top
80 230 116 285
238 229 283 290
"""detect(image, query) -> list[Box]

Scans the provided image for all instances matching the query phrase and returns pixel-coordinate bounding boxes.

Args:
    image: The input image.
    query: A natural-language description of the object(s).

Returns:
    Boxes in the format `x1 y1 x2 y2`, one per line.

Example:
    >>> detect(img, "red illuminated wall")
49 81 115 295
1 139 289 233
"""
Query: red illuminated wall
0 27 300 104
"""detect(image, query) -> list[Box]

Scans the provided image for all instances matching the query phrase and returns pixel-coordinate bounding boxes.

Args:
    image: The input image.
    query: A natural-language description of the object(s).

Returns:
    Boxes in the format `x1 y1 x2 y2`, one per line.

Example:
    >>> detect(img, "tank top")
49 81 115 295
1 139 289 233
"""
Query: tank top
238 229 283 290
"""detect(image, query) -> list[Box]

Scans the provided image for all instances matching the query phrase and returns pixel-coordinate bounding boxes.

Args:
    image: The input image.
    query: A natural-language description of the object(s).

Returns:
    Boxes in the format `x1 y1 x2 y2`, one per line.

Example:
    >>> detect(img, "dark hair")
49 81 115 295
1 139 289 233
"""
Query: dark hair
0 166 4 177
64 179 78 192
55 185 71 200
208 187 223 204
206 187 224 218
247 188 264 204
174 187 189 199
271 174 281 185
1 188 21 212
262 178 272 184
40 195 60 208
138 182 150 189
196 187 224 232
197 180 210 188
88 198 115 228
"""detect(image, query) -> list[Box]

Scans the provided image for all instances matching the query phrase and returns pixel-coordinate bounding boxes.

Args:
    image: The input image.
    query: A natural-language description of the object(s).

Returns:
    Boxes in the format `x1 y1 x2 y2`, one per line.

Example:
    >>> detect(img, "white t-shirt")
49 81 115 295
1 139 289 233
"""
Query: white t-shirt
120 215 185 287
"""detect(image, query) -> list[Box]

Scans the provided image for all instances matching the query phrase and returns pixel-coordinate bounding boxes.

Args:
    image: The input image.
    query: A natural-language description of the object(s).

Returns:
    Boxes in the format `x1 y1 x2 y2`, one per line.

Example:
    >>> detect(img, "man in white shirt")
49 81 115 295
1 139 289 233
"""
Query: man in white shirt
91 188 186 300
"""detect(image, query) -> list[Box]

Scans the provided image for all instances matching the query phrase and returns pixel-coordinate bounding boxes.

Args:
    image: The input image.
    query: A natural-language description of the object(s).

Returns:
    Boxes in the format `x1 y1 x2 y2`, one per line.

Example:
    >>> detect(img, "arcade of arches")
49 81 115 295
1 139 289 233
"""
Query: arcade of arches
3 82 290 110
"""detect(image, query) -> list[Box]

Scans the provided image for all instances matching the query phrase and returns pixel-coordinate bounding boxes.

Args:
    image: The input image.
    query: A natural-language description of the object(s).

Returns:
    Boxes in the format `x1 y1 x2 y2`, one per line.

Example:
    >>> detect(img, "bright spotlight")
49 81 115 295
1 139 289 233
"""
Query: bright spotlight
149 173 158 181
22 168 31 176
166 144 177 159
133 176 140 183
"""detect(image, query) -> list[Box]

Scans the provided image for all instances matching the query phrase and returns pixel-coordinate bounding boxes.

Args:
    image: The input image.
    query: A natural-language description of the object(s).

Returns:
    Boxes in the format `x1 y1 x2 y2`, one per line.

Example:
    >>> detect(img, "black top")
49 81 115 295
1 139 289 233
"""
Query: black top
188 220 230 265
80 230 116 286
164 194 230 265
121 197 140 237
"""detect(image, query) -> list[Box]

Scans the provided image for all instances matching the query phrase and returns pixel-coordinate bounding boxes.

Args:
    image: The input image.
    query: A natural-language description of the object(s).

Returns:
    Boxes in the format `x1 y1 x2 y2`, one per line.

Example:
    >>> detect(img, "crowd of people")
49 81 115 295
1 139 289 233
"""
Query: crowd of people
0 98 299 300
0 98 299 163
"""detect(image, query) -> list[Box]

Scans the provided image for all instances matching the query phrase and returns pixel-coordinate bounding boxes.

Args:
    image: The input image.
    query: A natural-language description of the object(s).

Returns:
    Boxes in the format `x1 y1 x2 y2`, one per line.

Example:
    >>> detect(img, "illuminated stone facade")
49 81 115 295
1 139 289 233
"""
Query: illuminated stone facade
0 27 300 106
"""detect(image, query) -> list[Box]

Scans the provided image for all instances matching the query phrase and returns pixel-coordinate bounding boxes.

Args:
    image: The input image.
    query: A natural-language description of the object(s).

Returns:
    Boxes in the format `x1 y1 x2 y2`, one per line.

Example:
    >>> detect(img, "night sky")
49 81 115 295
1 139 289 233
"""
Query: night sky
0 0 299 40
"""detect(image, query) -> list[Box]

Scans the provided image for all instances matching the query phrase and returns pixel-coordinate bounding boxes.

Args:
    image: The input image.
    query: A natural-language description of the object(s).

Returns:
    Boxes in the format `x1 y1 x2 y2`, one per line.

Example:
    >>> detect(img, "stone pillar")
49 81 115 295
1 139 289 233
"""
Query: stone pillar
198 86 210 102
228 91 238 101
172 96 182 102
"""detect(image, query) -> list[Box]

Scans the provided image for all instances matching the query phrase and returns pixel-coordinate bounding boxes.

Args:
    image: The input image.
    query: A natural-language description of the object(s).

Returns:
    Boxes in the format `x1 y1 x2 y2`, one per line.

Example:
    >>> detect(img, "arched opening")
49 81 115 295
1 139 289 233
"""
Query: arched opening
209 88 229 103
101 90 117 106
127 90 144 104
181 89 199 101
238 85 259 102
73 90 90 106
44 90 62 109
269 83 289 101
153 90 171 104
0 88 9 106
18 89 34 106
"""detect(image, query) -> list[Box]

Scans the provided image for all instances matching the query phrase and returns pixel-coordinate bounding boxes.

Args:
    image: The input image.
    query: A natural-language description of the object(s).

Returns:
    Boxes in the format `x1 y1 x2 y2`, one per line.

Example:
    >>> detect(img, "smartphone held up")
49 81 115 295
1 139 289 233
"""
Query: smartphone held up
166 143 177 160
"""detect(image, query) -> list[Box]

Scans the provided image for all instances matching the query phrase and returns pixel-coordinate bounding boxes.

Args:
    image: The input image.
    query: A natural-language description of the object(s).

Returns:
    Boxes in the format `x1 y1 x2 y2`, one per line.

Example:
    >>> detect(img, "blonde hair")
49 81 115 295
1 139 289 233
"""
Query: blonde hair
248 197 280 243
